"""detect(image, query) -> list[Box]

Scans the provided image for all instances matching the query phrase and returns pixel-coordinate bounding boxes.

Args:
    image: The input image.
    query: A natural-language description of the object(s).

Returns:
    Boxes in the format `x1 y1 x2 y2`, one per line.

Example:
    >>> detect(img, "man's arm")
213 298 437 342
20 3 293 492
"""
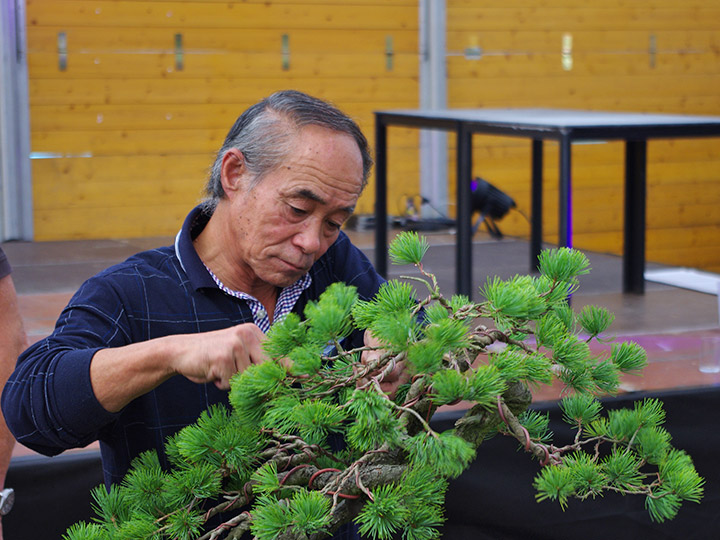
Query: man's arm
0 274 28 536
90 323 267 413
2 270 269 454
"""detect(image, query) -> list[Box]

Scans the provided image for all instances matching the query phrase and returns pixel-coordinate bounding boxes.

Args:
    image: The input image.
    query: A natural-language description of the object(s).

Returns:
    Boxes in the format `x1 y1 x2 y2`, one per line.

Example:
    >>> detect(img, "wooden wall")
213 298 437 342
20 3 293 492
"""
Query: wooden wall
26 0 720 272
442 0 720 272
26 0 419 239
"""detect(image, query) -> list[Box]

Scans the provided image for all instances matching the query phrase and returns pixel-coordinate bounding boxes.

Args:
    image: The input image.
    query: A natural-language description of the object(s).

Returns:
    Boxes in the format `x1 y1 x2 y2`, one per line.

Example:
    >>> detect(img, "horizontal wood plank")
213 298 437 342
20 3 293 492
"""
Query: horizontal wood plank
27 1 418 30
27 26 418 54
27 51 419 78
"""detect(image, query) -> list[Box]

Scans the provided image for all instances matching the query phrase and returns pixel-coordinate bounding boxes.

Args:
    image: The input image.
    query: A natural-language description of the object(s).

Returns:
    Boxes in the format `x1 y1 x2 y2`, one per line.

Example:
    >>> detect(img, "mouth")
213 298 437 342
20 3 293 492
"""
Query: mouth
279 258 310 274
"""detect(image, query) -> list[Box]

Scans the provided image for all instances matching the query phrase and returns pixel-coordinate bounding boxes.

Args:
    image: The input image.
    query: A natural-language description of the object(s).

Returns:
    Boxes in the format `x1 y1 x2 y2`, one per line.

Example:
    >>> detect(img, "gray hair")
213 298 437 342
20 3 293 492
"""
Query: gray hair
202 90 373 211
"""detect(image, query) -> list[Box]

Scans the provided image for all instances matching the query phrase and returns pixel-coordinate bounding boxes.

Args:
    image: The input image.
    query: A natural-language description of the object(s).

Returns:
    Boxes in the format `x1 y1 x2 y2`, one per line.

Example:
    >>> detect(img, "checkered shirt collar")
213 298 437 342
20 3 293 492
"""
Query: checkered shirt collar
203 264 312 333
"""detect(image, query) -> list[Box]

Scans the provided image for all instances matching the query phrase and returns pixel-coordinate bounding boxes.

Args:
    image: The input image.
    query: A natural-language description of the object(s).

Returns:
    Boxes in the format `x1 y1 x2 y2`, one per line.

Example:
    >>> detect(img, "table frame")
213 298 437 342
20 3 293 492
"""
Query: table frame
373 108 720 296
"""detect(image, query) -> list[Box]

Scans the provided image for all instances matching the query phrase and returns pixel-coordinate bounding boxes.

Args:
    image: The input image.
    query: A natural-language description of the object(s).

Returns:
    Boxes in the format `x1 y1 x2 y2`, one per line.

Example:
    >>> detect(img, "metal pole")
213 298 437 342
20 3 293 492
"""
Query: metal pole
374 116 389 278
0 0 33 240
456 123 473 297
418 0 448 219
558 134 572 248
623 140 647 294
530 139 544 271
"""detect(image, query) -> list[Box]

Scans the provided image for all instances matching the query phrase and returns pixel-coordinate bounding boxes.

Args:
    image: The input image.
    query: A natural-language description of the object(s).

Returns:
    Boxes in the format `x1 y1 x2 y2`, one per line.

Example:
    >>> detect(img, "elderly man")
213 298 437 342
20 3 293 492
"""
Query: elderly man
1 90 386 501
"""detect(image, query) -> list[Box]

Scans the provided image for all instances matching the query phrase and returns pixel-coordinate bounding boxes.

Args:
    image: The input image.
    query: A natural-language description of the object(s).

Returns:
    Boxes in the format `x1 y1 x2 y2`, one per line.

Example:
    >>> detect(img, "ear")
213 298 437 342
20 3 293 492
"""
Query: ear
220 148 247 195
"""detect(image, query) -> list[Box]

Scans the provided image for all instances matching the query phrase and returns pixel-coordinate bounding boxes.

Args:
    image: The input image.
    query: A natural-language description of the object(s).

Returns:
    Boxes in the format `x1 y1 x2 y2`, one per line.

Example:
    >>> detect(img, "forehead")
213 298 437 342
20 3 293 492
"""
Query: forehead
268 125 364 197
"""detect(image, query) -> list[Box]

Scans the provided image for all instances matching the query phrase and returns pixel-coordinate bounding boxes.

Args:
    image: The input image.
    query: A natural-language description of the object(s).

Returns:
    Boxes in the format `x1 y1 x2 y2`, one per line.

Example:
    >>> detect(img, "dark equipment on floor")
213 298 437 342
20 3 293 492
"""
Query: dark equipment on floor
471 177 516 239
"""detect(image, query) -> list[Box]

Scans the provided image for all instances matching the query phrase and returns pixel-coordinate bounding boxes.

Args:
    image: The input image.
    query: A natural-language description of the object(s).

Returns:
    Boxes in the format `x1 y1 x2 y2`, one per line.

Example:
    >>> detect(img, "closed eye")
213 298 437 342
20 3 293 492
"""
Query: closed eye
289 205 308 216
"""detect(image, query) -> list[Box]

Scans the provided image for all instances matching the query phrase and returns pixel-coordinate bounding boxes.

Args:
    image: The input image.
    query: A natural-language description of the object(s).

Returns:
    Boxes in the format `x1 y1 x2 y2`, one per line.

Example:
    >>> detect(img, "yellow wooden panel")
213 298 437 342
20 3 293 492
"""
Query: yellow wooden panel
447 29 719 53
29 101 420 132
29 77 419 106
647 245 720 270
568 227 720 272
450 74 720 104
26 0 720 265
33 175 203 210
27 51 418 79
31 129 224 156
31 154 211 186
647 226 720 250
450 0 720 8
27 1 418 30
34 204 190 240
446 7 720 32
447 51 720 79
27 26 418 54
29 121 426 157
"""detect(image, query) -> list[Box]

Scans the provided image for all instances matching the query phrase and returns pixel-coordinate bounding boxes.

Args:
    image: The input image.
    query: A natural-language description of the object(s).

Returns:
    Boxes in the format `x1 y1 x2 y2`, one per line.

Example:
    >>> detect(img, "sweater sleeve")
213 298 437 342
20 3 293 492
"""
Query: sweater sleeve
1 276 127 455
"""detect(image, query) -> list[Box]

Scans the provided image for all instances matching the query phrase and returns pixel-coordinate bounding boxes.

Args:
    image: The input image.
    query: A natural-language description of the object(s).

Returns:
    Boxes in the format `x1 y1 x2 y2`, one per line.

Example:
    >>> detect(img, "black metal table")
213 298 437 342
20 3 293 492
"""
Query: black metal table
374 108 720 296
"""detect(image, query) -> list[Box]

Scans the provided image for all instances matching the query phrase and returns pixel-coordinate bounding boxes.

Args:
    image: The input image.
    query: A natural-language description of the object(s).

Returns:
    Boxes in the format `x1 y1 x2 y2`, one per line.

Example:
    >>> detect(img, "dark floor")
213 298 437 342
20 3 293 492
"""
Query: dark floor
2 228 719 455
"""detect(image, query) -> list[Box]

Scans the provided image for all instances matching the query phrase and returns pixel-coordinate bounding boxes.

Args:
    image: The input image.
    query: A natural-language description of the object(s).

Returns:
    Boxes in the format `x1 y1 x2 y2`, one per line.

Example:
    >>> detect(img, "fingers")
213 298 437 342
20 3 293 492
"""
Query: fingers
216 324 269 389
233 323 269 368
173 323 270 389
359 329 409 398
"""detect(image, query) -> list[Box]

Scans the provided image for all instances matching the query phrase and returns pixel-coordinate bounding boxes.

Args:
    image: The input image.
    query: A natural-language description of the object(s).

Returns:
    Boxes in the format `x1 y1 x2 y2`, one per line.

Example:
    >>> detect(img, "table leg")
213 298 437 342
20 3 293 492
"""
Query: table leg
558 134 572 248
623 140 647 294
457 123 473 297
531 139 544 272
374 118 388 278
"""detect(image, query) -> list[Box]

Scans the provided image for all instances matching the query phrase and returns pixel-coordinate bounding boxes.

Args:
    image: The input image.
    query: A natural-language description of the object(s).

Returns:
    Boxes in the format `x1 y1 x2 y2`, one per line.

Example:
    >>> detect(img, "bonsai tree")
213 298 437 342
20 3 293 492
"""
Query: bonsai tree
64 232 704 540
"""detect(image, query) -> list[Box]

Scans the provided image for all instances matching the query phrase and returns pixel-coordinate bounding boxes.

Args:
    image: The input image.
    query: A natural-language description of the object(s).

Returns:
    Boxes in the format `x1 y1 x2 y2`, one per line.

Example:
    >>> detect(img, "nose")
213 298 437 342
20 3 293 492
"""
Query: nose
293 221 322 255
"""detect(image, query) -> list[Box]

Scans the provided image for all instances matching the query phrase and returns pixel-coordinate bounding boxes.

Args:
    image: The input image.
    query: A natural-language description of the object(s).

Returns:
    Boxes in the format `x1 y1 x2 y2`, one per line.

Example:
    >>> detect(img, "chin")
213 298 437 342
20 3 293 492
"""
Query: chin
267 272 303 289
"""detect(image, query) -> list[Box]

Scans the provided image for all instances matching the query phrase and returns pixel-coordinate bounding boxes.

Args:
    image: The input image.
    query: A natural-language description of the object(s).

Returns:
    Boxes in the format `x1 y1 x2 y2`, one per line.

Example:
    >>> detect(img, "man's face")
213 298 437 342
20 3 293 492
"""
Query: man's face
228 125 364 288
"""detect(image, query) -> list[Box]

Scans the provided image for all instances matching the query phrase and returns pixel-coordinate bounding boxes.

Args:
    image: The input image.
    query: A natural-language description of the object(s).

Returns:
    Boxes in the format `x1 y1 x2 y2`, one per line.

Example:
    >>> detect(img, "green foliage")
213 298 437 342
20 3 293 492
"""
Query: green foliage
560 393 603 428
346 388 403 452
252 461 282 496
303 282 359 343
602 448 644 488
121 451 167 514
564 452 607 498
537 247 590 284
251 495 292 540
489 347 553 387
389 231 430 266
67 232 703 539
610 341 648 373
228 360 287 425
90 484 131 527
407 431 476 479
289 490 332 536
165 508 205 540
406 340 445 374
292 399 348 446
482 275 547 323
63 522 107 540
357 484 411 540
533 466 576 509
660 450 705 504
577 305 615 338
518 410 552 444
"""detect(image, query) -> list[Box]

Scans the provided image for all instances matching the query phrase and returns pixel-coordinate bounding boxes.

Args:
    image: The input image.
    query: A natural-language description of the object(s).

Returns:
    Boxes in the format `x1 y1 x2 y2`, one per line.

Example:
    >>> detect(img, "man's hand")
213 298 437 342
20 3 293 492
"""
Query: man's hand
91 323 269 413
171 323 268 390
360 330 410 398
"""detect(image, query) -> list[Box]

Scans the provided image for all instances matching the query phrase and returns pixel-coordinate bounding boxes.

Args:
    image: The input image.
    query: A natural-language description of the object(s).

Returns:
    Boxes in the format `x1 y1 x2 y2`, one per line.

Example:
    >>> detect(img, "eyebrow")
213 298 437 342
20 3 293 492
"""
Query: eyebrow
293 188 355 214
